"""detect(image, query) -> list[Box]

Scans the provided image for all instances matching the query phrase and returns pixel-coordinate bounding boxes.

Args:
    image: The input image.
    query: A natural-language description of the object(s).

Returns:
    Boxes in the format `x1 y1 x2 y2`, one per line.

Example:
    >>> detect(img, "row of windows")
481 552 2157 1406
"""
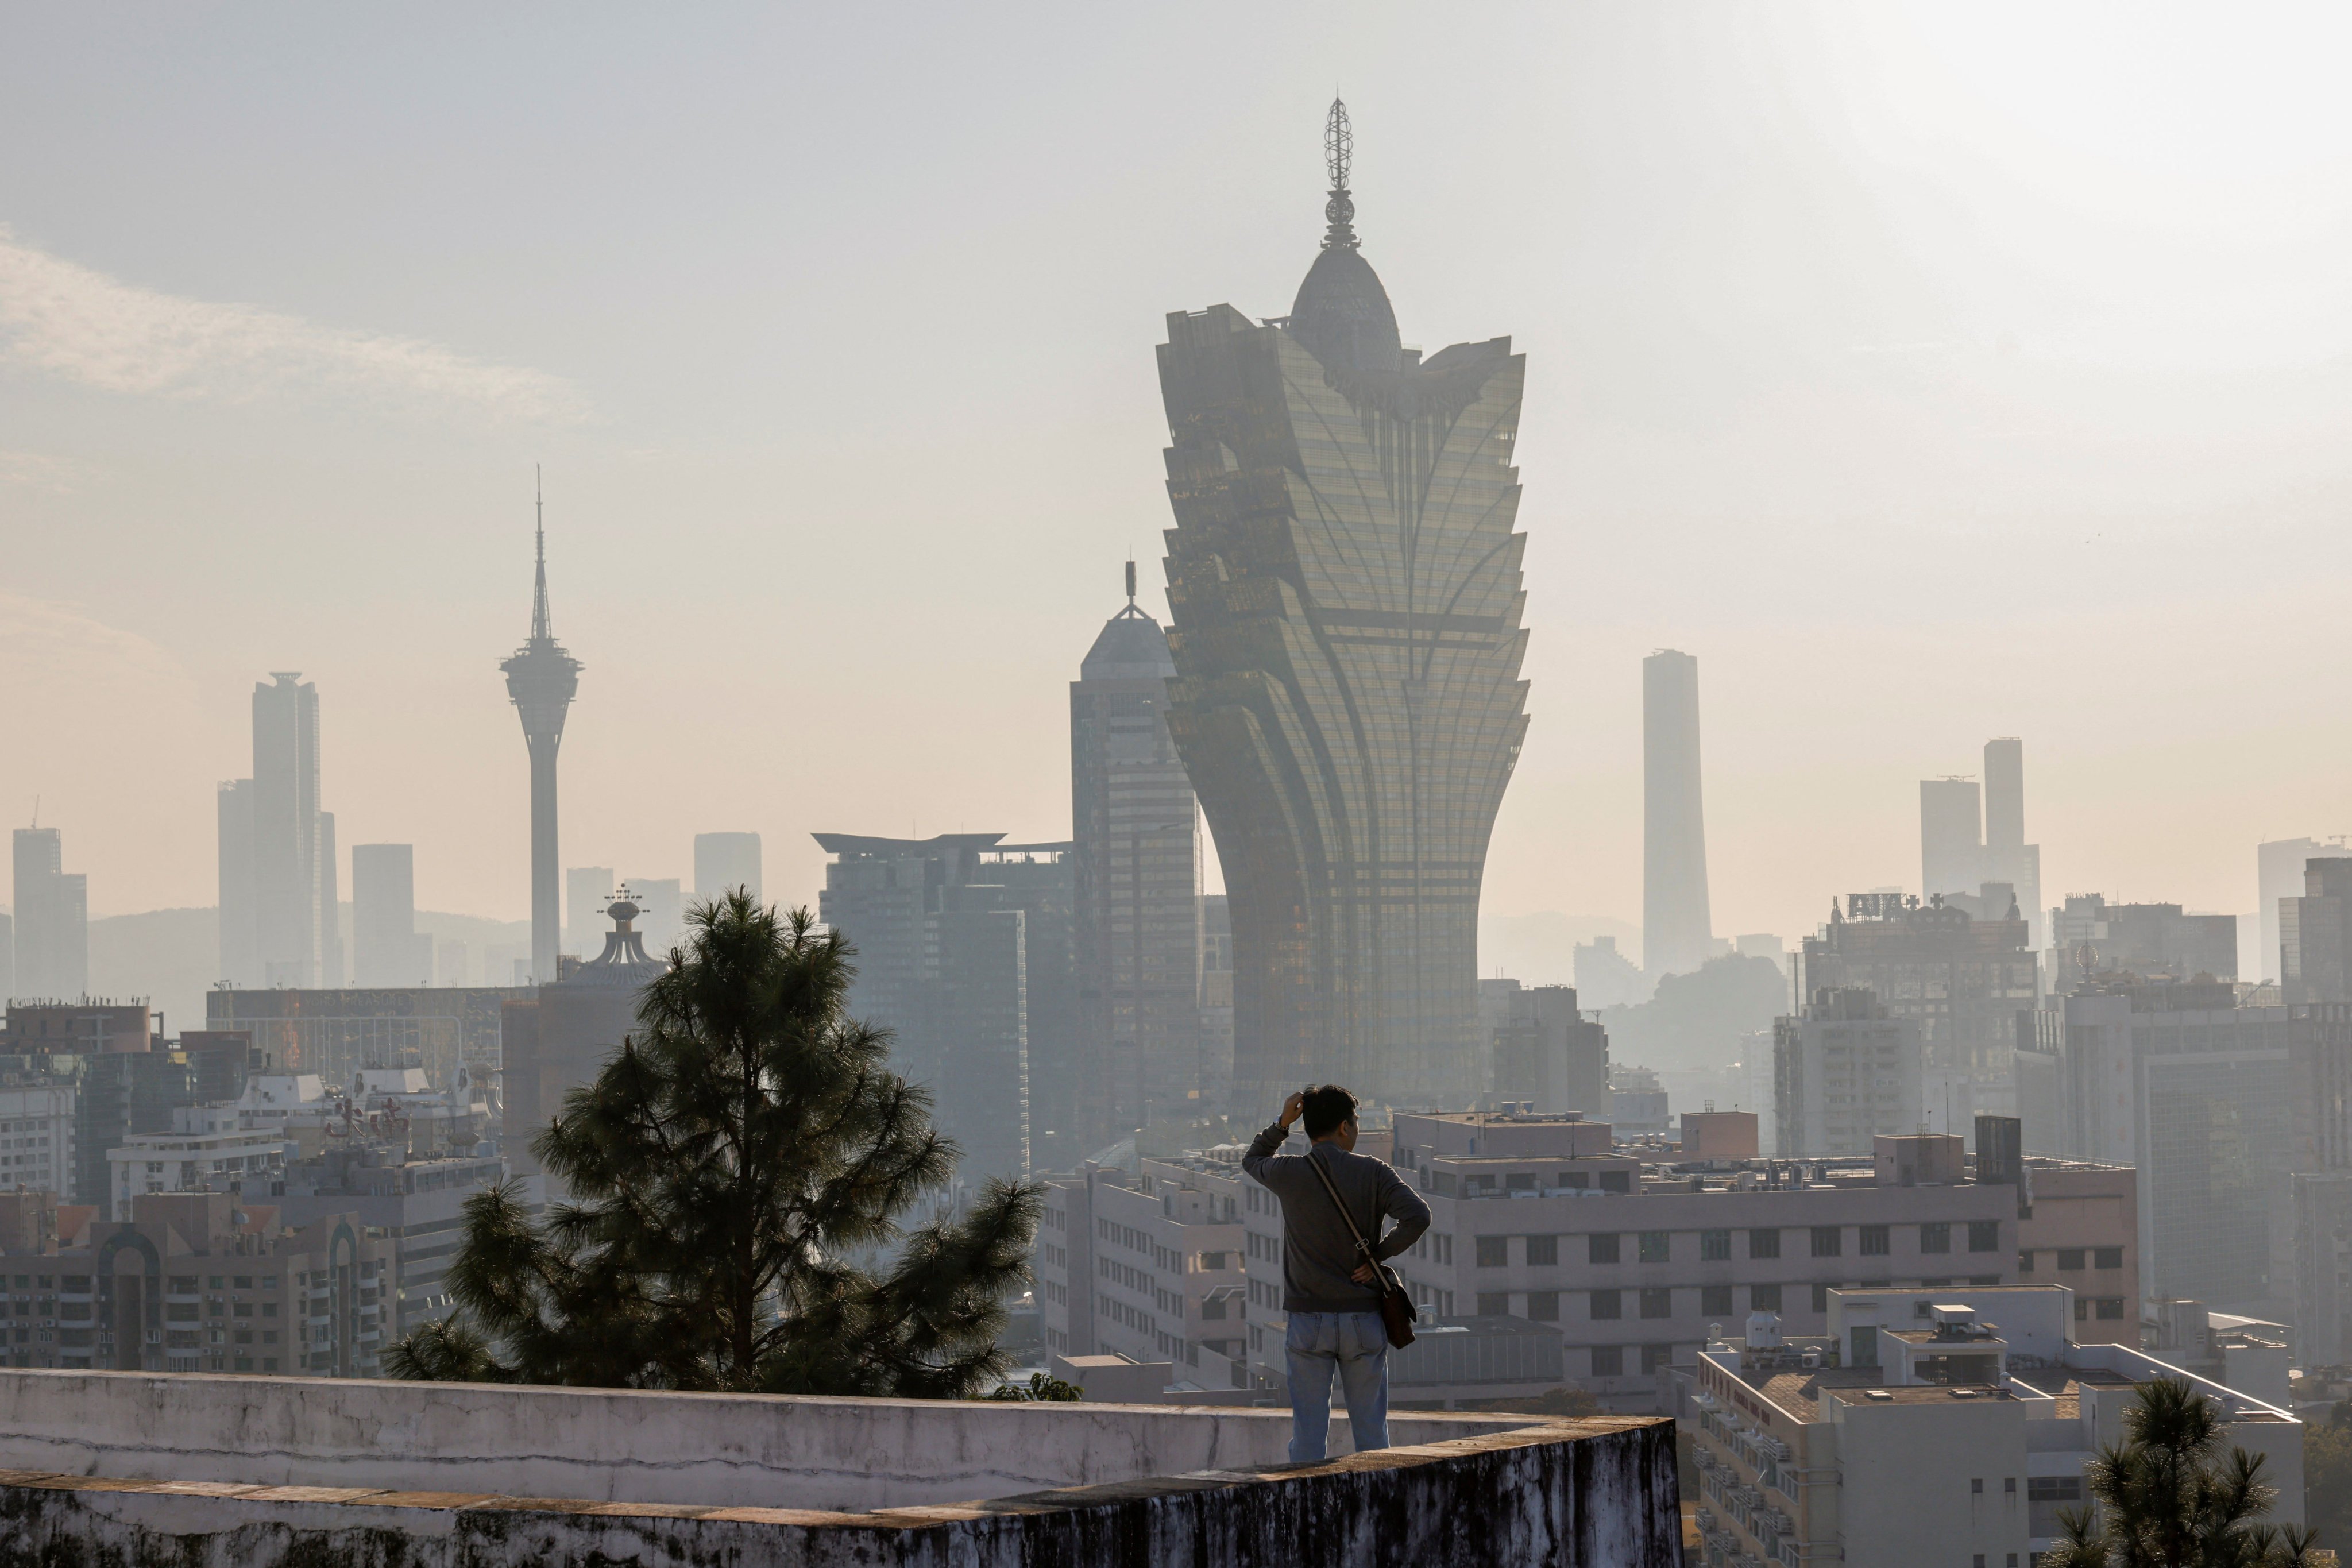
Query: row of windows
1434 1279 2011 1321
1462 1222 2005 1268
2023 1248 2125 1272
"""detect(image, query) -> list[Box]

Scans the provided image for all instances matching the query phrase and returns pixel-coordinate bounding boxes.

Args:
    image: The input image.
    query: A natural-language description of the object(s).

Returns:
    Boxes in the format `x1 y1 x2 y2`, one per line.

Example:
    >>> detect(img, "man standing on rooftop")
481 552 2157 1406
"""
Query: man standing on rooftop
1244 1085 1431 1462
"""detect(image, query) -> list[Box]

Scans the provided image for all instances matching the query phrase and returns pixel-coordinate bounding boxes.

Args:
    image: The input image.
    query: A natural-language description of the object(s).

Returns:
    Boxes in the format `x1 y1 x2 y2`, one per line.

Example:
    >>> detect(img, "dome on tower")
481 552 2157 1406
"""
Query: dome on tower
1288 245 1402 377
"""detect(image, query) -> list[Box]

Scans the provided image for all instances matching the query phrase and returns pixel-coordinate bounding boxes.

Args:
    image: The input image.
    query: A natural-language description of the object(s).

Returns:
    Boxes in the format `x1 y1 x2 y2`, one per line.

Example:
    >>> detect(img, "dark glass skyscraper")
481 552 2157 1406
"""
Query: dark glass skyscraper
1156 102 1530 1113
1071 564 1202 1149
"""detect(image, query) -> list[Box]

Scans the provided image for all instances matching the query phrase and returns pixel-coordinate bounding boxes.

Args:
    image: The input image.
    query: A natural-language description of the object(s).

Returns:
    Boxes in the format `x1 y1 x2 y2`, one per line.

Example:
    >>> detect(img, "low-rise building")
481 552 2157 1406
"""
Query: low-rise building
1080 1154 1245 1372
1236 1111 2026 1413
106 1105 287 1220
276 1141 507 1339
1686 1285 2301 1568
2012 1155 2139 1344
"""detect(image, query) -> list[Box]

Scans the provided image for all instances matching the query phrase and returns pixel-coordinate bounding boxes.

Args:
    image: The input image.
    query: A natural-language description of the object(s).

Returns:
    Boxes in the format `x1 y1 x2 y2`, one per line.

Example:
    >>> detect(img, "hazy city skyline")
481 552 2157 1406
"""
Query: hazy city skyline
6 5 2351 955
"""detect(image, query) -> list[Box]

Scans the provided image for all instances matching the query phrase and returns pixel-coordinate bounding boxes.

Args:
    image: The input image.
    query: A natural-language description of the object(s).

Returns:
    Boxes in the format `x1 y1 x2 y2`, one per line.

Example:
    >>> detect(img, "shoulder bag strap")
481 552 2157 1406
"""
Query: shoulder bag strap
1304 1147 1383 1275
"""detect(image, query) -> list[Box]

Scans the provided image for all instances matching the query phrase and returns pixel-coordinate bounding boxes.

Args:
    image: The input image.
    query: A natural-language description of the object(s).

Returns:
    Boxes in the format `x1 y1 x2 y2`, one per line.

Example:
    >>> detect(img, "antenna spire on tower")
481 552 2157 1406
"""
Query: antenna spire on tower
530 464 554 644
1322 98 1357 252
1125 559 1137 607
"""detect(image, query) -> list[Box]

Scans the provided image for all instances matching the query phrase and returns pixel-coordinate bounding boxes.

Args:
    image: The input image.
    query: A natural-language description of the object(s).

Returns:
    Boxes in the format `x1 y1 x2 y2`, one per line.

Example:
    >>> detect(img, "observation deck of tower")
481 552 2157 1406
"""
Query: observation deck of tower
1156 101 1531 1112
501 473 582 984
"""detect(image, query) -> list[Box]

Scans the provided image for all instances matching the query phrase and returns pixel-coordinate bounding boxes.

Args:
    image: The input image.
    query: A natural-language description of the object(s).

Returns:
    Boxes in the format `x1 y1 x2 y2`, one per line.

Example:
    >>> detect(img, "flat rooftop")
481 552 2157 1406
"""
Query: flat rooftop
1826 1384 2013 1407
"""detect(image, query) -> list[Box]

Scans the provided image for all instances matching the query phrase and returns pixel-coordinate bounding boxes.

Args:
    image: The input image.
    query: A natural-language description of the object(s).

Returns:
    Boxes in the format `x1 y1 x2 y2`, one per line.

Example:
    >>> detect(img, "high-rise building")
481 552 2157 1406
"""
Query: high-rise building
249 673 326 987
1481 980 1608 1117
1156 101 1530 1113
1643 651 1713 981
2283 858 2352 1005
2045 894 2236 984
11 827 87 1002
1198 894 1235 1116
813 833 1069 1178
2261 837 2339 985
2018 986 2352 1320
1772 987 1924 1157
565 866 615 957
500 480 582 986
1798 894 2037 1123
216 779 257 986
502 895 667 1199
351 844 426 988
1071 564 1203 1148
1979 738 2042 948
1918 777 1983 902
316 810 342 987
693 833 763 905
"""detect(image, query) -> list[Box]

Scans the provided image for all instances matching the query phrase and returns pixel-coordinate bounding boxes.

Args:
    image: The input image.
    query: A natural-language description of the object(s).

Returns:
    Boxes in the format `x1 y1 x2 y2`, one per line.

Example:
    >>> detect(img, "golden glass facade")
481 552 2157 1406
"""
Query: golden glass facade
1154 260 1529 1113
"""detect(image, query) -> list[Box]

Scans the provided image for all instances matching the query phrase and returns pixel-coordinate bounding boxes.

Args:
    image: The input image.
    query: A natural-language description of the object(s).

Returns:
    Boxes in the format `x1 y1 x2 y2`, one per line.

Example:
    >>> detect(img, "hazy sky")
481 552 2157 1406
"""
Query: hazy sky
6 3 2352 964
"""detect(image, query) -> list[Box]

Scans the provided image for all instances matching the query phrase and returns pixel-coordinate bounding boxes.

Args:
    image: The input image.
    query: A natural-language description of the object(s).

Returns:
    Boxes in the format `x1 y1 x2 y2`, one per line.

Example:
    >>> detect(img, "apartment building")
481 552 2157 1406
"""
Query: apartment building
106 1104 287 1220
1686 1285 2302 1568
1772 987 1923 1156
0 1086 73 1196
0 1192 392 1376
1234 1111 2025 1412
1036 1154 1244 1372
2013 1156 2139 1344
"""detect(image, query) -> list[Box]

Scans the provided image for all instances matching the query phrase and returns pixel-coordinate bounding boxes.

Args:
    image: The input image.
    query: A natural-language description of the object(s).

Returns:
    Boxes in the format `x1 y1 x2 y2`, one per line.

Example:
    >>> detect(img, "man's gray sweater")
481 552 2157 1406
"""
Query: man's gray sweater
1243 1123 1432 1314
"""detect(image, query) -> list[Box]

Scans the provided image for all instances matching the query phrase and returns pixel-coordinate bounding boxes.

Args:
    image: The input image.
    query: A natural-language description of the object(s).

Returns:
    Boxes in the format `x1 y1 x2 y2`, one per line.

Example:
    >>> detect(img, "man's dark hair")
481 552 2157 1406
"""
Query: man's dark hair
1301 1084 1358 1140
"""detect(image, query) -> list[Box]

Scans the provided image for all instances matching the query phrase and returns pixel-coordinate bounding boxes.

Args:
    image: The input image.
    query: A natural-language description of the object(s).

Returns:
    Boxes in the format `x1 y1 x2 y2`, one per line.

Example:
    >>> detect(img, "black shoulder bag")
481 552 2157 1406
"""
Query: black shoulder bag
1304 1149 1418 1349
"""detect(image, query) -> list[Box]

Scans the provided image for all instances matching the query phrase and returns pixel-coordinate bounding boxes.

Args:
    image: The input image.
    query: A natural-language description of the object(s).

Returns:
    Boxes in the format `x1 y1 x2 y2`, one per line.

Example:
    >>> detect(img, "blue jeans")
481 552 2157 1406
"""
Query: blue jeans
1284 1310 1389 1462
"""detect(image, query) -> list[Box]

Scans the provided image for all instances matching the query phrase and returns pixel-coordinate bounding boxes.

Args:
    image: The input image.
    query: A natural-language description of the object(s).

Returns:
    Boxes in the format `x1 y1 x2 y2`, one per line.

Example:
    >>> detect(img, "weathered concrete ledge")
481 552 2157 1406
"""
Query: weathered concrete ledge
0 1416 1680 1566
0 1369 1536 1511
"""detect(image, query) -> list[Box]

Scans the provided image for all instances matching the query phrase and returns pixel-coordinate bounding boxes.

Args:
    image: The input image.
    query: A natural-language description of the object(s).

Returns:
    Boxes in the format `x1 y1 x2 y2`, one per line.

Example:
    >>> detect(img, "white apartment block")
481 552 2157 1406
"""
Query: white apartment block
1689 1285 2302 1568
0 1087 72 1195
107 1105 288 1220
1037 1153 1245 1373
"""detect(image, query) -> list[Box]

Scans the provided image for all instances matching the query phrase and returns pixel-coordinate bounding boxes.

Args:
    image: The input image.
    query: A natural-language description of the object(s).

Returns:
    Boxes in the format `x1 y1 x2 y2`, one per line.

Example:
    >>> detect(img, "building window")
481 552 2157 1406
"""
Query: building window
2005 1477 2017 1495
1810 1227 1841 1258
1968 1221 2000 1253
1973 1478 1984 1495
1641 1343 1674 1373
2096 1297 2125 1320
1639 1288 1673 1319
1700 1229 1731 1261
1528 1291 1559 1322
1700 1285 1733 1317
1589 1233 1621 1265
2018 1250 2036 1273
1477 1235 1509 1268
1638 1231 1670 1264
2095 1247 2123 1270
1859 1225 1890 1257
1598 1171 1631 1194
1477 1292 1511 1316
2075 1297 2089 1322
1749 1229 1781 1260
2029 1477 2083 1503
1525 1234 1558 1268
1749 1283 1782 1312
2056 1249 2085 1272
1812 1283 1830 1313
1590 1345 1623 1377
1590 1290 1623 1320
1921 1221 1951 1254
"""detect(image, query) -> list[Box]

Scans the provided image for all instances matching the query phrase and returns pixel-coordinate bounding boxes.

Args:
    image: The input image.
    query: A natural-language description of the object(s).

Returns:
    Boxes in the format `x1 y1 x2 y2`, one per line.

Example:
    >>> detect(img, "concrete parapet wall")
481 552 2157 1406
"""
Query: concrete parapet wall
0 1369 1533 1513
0 1416 1680 1567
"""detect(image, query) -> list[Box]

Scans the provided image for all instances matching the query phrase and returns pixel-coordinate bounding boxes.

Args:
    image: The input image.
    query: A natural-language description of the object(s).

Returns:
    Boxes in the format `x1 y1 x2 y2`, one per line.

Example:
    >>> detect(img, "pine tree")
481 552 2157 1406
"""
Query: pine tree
389 893 1040 1396
2046 1378 2320 1568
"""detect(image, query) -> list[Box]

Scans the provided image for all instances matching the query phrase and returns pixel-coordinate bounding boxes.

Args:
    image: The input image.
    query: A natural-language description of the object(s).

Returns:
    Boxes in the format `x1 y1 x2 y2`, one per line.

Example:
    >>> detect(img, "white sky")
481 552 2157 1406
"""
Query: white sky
4 2 2351 951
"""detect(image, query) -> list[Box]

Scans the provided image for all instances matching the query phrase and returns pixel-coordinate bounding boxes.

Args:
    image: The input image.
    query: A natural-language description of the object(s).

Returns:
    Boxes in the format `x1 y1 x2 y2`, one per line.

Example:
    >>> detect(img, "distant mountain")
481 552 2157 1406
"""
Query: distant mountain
1478 911 1642 988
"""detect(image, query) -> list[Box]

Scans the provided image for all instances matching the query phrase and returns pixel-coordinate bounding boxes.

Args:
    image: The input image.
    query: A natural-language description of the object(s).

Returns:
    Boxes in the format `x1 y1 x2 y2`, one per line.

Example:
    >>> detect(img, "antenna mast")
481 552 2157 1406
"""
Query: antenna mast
530 464 553 644
1322 98 1357 251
